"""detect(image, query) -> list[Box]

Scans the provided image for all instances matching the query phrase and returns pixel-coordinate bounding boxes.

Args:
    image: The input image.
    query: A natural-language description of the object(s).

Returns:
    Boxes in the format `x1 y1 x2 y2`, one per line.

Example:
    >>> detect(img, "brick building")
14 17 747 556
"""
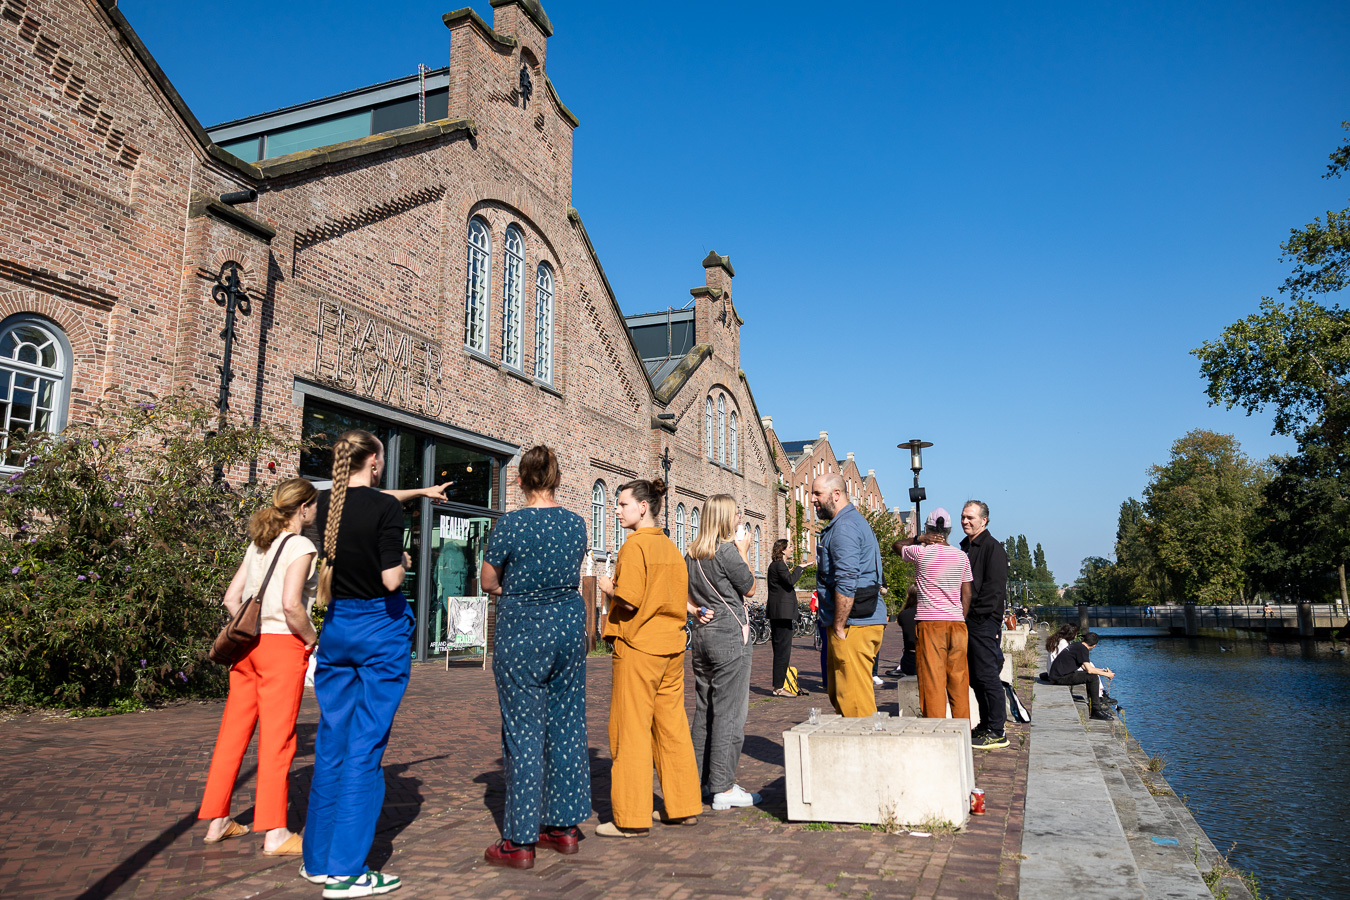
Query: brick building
0 0 790 659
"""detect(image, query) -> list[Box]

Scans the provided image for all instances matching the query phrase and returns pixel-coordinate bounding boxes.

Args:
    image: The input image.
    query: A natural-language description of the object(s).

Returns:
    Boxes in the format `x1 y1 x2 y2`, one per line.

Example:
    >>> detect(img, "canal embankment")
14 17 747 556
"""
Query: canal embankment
1021 666 1256 900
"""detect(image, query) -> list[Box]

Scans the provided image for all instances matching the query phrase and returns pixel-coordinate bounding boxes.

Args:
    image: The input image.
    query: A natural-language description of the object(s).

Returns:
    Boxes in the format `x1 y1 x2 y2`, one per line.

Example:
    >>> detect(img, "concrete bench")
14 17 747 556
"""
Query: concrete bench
892 655 1013 726
783 714 973 827
1002 625 1030 652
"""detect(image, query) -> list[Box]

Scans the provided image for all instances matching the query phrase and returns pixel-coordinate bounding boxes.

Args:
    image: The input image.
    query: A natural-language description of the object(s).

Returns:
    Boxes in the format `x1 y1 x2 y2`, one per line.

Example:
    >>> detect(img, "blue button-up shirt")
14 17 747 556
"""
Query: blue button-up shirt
815 502 886 626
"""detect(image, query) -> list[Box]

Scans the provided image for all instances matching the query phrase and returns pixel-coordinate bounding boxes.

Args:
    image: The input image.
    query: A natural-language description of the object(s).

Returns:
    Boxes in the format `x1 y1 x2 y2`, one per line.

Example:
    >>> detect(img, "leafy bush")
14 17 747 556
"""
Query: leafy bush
0 396 299 708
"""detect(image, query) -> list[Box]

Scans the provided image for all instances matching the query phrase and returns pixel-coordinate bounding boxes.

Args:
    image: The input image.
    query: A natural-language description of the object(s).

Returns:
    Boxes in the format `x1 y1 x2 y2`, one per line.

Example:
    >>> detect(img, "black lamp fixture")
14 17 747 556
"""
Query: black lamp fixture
212 260 251 425
659 446 672 536
896 439 933 535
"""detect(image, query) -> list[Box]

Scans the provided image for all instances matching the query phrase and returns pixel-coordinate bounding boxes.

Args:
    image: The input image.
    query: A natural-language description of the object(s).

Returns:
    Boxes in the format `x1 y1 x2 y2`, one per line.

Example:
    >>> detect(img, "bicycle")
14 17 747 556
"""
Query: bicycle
748 604 772 645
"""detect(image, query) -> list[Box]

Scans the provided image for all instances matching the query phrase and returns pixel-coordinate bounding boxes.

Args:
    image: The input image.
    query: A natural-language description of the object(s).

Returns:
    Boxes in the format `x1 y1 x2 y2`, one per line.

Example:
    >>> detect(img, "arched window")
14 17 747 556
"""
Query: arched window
0 316 70 463
717 395 726 465
591 480 606 551
690 507 700 543
502 225 524 369
728 411 738 470
534 262 554 383
675 503 686 554
754 526 761 573
614 486 625 552
464 218 491 353
705 397 714 460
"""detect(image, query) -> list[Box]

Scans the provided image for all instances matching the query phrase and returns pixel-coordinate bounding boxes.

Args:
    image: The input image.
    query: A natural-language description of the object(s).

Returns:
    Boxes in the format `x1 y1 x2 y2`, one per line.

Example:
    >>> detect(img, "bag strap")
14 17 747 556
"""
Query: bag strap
248 533 294 605
695 556 748 630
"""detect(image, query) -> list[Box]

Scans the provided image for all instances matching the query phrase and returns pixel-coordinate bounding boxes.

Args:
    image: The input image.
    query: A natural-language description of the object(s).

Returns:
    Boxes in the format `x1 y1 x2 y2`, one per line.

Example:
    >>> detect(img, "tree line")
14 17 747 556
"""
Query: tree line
1071 124 1350 607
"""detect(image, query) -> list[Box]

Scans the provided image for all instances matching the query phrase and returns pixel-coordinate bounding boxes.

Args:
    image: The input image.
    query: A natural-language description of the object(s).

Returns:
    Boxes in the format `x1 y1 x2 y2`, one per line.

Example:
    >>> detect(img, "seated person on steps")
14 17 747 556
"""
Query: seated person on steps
1046 632 1115 721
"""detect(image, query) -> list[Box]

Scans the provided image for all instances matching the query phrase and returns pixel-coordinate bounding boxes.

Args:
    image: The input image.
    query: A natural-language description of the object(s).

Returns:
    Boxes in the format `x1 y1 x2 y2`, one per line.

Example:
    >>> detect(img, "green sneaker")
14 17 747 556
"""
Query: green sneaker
971 731 1010 750
322 870 401 898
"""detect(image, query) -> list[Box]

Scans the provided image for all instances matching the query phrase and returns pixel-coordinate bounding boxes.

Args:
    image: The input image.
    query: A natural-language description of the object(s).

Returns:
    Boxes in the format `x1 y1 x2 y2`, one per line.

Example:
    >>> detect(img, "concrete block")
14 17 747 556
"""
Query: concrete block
894 677 980 728
999 653 1013 684
783 714 973 827
1002 629 1028 651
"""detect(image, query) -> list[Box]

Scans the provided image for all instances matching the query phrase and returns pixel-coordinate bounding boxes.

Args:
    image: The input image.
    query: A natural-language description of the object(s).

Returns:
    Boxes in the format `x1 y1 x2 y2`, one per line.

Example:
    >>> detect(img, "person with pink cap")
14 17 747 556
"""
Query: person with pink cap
892 508 973 720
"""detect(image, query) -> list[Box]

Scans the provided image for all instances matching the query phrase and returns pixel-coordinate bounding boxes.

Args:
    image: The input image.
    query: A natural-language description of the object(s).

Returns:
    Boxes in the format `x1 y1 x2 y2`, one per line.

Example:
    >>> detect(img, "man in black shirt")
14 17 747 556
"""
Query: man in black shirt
960 501 1010 749
1047 632 1116 720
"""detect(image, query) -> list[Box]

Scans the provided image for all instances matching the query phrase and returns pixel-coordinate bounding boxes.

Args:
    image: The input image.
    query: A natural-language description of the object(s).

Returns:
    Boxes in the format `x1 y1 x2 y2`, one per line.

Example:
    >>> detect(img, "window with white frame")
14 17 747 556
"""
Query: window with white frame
0 316 69 465
502 225 524 369
591 480 606 551
754 525 761 573
534 262 554 383
717 395 726 465
729 411 738 470
465 218 491 353
690 507 700 543
705 397 714 460
675 503 686 553
614 486 625 552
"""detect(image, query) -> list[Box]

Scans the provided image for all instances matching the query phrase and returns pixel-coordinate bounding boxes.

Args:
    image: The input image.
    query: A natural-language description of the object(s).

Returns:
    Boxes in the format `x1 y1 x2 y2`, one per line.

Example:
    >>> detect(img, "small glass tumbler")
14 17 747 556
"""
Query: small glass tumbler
808 708 820 725
873 711 887 731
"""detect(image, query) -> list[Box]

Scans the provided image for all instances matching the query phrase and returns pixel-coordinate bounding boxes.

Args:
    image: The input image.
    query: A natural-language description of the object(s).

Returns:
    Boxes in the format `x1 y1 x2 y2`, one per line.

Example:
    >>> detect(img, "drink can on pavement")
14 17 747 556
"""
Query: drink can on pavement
970 789 986 815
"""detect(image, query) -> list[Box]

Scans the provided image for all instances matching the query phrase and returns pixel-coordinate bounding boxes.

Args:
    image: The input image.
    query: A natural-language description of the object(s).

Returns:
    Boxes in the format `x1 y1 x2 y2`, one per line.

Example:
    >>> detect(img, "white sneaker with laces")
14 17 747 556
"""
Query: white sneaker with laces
712 785 761 810
299 864 327 885
872 675 885 685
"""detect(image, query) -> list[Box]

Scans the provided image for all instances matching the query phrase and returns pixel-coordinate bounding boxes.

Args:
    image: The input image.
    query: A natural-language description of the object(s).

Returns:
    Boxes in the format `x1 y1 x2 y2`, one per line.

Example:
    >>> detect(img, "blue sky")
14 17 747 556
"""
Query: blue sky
123 0 1350 582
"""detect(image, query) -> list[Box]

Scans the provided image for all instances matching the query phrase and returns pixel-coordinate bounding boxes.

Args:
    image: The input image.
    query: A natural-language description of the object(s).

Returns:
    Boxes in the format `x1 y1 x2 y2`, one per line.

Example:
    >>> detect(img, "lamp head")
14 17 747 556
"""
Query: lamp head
897 439 933 472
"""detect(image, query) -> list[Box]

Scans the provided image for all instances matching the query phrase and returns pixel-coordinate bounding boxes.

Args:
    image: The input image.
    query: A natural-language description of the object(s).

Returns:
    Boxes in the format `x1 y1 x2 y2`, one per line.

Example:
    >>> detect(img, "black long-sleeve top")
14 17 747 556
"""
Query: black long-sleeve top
766 558 807 619
959 529 1008 621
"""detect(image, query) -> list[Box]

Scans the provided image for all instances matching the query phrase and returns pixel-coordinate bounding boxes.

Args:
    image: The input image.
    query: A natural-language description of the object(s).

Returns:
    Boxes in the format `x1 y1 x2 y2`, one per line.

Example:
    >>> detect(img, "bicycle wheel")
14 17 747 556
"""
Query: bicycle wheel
754 620 771 645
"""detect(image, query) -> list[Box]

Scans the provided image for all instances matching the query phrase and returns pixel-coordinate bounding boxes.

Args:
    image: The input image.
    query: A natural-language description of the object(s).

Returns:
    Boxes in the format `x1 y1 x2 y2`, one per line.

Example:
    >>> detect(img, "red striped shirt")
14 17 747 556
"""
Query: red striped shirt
901 543 972 621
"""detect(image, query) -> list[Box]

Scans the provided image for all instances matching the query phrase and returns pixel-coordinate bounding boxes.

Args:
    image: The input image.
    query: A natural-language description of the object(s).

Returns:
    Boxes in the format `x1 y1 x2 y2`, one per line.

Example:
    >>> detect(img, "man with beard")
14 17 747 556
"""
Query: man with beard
810 473 886 717
959 501 1010 749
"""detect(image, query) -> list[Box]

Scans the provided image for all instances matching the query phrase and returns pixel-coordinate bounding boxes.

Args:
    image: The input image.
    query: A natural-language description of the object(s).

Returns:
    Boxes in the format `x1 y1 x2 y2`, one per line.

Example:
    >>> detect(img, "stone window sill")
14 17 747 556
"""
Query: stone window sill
465 348 500 369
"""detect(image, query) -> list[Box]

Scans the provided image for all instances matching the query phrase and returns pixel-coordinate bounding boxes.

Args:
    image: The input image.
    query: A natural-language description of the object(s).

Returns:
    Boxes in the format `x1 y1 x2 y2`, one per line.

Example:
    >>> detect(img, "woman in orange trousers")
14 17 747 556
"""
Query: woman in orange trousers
198 478 319 855
595 477 704 837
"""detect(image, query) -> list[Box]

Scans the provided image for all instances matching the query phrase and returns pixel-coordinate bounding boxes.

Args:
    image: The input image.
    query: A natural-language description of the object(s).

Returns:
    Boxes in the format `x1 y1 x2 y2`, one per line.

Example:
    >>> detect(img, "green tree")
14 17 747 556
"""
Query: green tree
1066 556 1125 605
1029 542 1058 604
860 506 916 617
1140 429 1268 604
0 396 300 708
1113 497 1170 603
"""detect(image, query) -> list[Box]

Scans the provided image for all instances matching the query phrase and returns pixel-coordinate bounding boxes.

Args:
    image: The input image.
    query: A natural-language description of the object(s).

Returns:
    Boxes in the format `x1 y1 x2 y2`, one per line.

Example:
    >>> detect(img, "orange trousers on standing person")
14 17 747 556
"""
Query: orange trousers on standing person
916 621 970 720
199 634 309 831
608 639 703 829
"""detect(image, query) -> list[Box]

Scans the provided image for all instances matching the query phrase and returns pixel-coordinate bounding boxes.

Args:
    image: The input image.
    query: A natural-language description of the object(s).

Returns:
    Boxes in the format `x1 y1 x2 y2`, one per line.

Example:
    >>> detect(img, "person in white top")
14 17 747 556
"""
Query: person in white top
1044 624 1078 670
199 478 319 856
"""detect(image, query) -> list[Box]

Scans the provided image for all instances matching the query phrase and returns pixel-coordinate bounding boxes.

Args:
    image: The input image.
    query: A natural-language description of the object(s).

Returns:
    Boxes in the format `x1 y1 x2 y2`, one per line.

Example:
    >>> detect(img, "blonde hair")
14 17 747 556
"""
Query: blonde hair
318 429 382 607
688 494 736 560
247 477 318 551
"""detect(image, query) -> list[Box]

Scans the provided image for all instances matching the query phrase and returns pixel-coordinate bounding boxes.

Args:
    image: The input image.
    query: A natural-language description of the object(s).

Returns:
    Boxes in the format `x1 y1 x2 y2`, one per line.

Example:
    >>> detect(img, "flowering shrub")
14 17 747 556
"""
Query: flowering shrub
0 396 300 708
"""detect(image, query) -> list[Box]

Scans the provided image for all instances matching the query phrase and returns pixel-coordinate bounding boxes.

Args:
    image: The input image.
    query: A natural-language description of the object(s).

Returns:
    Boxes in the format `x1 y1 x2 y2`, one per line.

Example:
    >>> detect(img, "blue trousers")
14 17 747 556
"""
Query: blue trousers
303 594 414 877
492 598 591 844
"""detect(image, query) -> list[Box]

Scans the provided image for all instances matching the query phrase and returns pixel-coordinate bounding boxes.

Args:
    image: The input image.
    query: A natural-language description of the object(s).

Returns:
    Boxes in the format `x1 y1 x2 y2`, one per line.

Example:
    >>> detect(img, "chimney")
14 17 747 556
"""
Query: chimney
702 251 734 294
761 415 773 430
490 0 553 67
818 430 828 442
867 468 875 477
846 451 855 462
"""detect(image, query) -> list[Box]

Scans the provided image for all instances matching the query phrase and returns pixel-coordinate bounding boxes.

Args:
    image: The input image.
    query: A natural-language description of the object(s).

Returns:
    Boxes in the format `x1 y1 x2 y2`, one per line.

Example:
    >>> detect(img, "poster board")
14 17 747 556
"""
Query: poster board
440 595 490 669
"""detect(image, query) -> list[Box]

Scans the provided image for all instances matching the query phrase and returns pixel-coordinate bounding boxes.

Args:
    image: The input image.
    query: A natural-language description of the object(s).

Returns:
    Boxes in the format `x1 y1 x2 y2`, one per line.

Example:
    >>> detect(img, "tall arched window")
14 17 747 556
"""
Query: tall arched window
717 395 726 465
591 480 606 551
705 397 715 460
689 507 700 543
534 262 554 383
675 503 686 554
728 411 738 470
754 526 761 573
614 486 625 552
464 218 491 353
0 316 70 464
502 225 524 369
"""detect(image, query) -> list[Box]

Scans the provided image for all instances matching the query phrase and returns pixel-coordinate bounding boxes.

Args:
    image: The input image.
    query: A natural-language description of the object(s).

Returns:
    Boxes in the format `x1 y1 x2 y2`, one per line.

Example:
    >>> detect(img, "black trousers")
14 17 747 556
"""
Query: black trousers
966 616 1006 734
1049 670 1100 700
769 618 795 689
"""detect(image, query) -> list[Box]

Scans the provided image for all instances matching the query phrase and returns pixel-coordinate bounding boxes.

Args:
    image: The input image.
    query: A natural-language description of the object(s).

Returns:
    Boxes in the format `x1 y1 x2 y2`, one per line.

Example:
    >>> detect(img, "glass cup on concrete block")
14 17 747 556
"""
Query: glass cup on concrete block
808 708 820 725
873 711 887 731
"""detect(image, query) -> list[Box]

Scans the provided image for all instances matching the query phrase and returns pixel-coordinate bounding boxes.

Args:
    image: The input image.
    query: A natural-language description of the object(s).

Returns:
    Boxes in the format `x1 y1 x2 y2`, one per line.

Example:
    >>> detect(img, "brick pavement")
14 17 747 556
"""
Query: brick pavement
0 629 1031 900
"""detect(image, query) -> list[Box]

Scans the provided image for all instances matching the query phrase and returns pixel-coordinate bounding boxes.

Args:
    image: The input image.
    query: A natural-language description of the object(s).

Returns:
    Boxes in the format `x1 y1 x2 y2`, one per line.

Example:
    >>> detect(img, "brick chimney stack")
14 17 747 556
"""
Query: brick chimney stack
490 0 552 67
691 250 740 370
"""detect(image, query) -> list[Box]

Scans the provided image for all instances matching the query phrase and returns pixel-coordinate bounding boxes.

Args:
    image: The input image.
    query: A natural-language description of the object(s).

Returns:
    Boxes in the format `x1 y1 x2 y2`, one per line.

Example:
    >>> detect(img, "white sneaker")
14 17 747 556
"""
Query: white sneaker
872 675 885 685
322 870 401 898
711 785 761 810
299 864 326 885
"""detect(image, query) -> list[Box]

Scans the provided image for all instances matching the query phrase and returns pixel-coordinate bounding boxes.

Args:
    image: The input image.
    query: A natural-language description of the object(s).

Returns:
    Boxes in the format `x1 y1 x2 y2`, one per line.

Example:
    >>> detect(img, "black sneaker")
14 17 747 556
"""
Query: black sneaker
971 731 1010 750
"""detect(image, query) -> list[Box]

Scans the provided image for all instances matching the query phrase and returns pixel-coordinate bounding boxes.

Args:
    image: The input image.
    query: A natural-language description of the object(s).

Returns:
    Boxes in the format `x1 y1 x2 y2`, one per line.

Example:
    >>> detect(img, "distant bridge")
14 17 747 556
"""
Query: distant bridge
1038 604 1349 638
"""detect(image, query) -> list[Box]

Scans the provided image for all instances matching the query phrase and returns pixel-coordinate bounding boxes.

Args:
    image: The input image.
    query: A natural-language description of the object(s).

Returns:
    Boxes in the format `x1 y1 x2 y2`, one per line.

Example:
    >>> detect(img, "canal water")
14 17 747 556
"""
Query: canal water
1088 631 1350 900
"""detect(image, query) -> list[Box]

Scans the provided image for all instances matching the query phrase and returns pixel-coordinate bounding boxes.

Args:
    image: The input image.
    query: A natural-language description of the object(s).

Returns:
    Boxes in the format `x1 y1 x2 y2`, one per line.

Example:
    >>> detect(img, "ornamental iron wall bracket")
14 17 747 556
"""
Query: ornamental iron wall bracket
211 260 251 423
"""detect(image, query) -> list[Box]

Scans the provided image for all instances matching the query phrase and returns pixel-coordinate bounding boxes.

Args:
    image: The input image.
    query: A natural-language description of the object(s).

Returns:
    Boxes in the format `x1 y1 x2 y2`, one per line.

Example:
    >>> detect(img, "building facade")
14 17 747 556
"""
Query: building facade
0 0 795 659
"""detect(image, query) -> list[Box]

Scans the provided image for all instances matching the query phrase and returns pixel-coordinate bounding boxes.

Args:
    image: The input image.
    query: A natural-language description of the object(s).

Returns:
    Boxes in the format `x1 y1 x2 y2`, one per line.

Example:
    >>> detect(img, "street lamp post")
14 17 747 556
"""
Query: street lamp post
211 260 251 426
896 439 933 536
659 446 672 536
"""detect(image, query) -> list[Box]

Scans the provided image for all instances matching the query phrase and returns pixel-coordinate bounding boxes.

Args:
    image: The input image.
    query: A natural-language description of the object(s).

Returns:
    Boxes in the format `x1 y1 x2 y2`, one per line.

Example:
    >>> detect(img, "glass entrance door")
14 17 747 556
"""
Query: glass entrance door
426 508 495 661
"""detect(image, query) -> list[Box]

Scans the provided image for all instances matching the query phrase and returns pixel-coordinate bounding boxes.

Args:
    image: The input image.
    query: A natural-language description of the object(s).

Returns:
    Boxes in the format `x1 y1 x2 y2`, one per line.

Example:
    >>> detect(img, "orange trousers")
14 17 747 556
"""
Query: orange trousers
916 620 970 719
608 639 702 828
199 634 308 831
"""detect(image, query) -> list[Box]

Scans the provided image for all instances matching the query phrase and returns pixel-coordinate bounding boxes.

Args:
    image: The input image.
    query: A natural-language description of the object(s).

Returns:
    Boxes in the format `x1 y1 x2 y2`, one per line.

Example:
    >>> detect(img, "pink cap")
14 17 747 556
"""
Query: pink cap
926 508 952 530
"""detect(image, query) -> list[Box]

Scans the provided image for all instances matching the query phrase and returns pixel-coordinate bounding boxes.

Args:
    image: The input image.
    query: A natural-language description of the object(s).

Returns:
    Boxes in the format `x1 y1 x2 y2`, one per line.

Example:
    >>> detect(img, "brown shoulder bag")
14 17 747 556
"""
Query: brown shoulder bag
209 534 294 667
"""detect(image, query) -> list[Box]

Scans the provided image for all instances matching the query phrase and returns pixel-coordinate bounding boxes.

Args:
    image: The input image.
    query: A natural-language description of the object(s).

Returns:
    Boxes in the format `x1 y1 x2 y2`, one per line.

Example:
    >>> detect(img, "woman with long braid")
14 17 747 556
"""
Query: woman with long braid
301 430 413 898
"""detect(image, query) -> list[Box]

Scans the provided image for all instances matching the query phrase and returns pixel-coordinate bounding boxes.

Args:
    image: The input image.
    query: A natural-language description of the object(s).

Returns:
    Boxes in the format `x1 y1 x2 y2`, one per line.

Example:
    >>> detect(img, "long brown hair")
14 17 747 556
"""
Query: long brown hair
771 538 789 562
318 429 382 606
248 477 317 551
